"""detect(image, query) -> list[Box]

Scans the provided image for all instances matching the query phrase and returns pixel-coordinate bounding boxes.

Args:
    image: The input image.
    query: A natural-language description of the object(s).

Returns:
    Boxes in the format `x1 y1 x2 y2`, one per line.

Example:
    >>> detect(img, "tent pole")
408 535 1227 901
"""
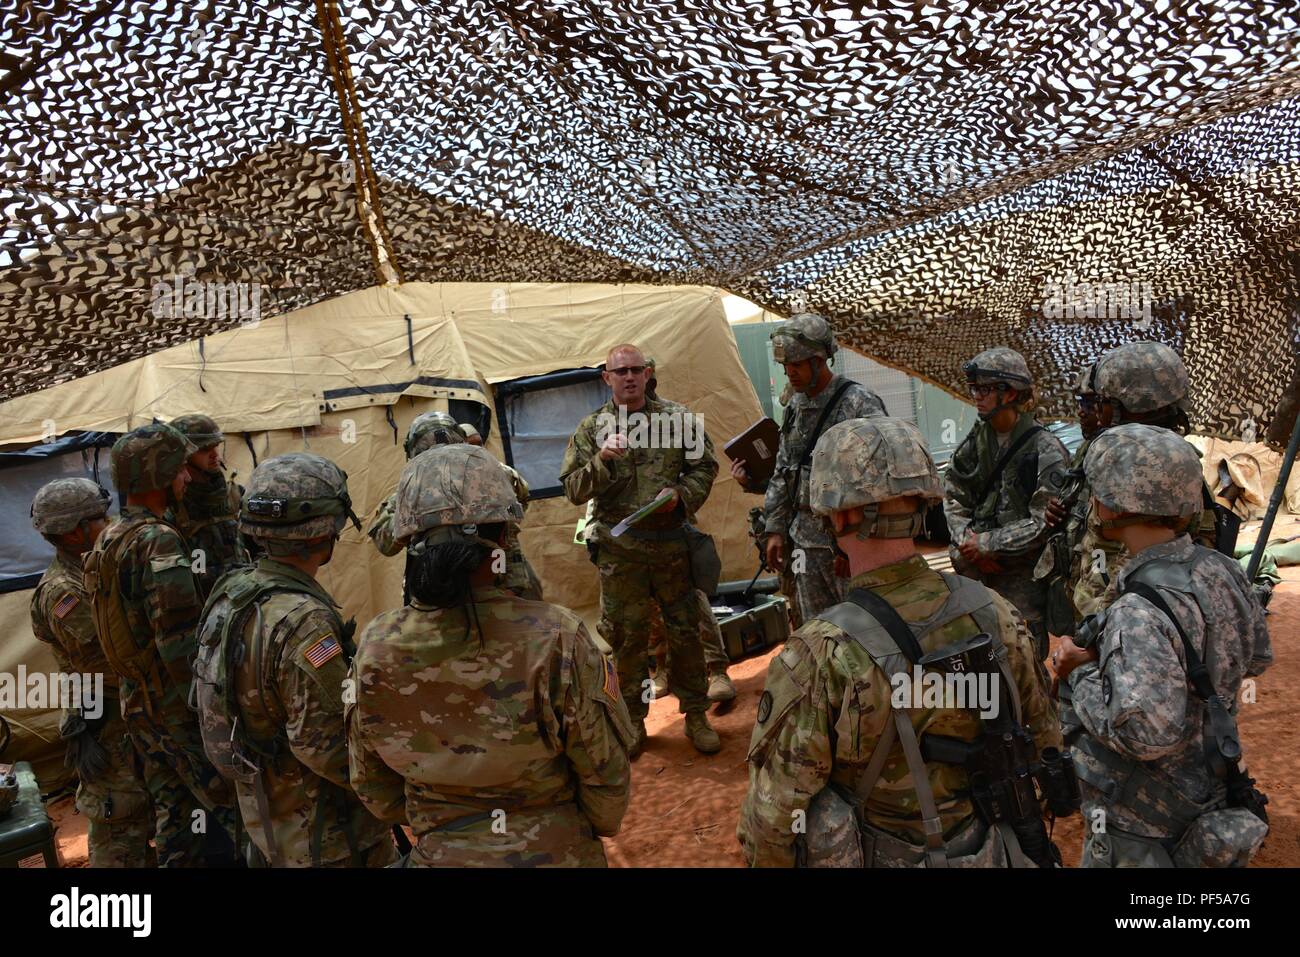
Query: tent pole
1246 410 1300 581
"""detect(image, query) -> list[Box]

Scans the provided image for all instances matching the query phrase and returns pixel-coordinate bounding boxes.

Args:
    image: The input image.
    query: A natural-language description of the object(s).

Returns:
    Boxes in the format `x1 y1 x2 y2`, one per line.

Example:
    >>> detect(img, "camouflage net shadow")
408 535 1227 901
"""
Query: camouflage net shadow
2 1 1298 436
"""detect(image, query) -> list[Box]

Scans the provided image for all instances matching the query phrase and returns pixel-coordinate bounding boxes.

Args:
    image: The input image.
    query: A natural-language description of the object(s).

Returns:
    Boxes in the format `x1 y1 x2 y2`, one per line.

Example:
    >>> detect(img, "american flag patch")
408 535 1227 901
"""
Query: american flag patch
602 656 620 700
304 634 342 669
52 593 79 619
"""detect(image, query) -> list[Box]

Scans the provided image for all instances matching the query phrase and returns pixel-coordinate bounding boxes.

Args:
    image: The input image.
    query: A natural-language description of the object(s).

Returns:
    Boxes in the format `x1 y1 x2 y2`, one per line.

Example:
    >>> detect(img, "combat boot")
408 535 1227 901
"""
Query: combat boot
684 711 721 754
629 721 647 761
706 671 736 703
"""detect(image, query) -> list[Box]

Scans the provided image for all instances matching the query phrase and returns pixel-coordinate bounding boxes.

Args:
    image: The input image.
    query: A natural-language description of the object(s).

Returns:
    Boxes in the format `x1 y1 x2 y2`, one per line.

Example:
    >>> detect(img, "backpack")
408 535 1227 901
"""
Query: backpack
84 517 168 720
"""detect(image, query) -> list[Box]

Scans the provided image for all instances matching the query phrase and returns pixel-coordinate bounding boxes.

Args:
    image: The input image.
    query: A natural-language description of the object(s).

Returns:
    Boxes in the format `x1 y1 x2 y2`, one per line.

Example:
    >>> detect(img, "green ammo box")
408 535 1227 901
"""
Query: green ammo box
0 762 60 869
710 590 790 661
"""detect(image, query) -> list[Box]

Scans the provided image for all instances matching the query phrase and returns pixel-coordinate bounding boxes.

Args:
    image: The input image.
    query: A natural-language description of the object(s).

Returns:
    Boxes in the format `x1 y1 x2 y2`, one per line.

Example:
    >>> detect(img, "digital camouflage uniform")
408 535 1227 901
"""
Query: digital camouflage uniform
348 445 634 866
1059 344 1219 621
170 414 248 601
1061 425 1272 867
561 394 719 725
739 418 1061 867
196 453 393 867
944 348 1067 652
30 479 154 867
86 425 238 867
765 314 887 623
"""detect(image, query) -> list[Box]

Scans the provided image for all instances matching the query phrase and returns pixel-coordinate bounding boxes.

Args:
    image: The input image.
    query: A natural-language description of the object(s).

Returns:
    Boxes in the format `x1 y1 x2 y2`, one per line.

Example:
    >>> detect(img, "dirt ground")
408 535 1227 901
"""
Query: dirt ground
45 535 1300 869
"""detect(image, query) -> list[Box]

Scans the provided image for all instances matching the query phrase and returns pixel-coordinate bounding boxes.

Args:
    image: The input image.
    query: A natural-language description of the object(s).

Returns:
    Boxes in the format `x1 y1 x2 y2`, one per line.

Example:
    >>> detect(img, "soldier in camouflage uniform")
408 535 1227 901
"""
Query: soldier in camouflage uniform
944 347 1068 657
84 424 238 866
29 478 155 867
561 343 721 755
740 313 886 623
347 444 635 866
170 414 248 599
194 453 394 867
1054 424 1272 867
367 410 465 557
738 417 1060 867
642 356 736 702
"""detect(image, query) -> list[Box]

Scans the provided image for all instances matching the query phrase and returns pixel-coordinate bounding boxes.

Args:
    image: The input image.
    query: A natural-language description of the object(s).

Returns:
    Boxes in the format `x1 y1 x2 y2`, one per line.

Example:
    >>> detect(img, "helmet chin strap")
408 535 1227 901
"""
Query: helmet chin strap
826 506 924 542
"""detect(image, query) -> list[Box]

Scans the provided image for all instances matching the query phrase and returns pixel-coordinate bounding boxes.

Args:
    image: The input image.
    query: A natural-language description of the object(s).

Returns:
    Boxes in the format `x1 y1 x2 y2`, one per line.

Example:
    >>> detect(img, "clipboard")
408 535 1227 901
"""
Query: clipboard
724 417 780 488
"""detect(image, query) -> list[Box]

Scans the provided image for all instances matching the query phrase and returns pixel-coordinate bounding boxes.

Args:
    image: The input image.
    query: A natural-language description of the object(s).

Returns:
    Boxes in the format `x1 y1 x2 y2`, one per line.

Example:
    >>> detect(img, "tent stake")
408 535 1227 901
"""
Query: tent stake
1246 410 1300 582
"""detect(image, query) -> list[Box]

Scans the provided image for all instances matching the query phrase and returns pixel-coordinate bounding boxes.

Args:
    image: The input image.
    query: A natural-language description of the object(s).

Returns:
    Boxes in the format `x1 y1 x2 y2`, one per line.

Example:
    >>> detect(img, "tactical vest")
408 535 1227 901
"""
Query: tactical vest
1069 554 1263 858
806 574 1033 868
84 516 170 720
192 564 360 866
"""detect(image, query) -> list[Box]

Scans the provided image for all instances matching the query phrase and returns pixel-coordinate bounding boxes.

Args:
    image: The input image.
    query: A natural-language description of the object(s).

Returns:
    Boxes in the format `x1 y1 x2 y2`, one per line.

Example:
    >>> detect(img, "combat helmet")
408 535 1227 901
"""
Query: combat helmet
394 444 523 547
809 416 943 539
170 413 224 451
31 478 112 536
1094 341 1188 415
963 347 1033 388
771 312 836 363
240 452 360 549
1084 423 1202 521
110 423 195 495
1075 361 1098 397
404 410 466 459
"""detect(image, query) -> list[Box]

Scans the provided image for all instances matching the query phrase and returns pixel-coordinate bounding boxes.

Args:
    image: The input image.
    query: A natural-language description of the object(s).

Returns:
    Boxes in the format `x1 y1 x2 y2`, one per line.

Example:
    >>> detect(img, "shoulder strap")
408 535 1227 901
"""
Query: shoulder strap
1122 580 1216 702
973 425 1044 506
842 587 925 662
797 378 857 467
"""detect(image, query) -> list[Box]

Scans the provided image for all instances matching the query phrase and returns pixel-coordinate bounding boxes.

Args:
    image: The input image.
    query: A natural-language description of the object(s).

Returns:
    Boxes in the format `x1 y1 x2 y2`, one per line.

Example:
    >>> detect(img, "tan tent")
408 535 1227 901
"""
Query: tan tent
0 282 765 785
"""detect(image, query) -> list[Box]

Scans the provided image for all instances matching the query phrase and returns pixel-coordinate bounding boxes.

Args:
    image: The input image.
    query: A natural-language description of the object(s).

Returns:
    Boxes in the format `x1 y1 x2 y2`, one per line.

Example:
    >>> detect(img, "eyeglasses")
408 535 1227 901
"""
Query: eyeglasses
969 383 1007 399
607 365 646 377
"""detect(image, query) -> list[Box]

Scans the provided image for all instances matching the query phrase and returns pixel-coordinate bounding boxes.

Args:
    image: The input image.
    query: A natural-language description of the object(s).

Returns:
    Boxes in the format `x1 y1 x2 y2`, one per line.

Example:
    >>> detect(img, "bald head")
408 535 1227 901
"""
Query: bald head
603 343 650 410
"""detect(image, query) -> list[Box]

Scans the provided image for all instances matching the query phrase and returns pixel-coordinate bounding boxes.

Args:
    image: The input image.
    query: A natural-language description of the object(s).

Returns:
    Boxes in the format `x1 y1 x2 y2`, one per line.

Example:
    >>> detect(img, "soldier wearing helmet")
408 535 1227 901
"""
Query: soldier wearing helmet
366 410 465 558
85 423 239 866
30 478 154 866
348 444 636 866
740 312 886 624
1053 424 1272 868
1062 342 1236 622
944 347 1069 657
194 453 394 867
170 413 249 599
738 418 1062 867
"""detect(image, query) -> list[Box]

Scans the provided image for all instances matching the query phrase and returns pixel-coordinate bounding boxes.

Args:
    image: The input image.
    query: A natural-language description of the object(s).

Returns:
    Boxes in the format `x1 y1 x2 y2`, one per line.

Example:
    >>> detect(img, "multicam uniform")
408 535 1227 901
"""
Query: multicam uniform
739 417 1060 867
561 395 719 725
1061 425 1272 867
195 452 392 867
348 443 634 866
31 548 154 867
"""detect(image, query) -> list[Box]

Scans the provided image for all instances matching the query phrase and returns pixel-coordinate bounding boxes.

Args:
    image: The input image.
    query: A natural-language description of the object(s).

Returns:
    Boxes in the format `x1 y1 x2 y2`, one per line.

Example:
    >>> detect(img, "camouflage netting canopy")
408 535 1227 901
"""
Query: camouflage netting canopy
2 1 1298 436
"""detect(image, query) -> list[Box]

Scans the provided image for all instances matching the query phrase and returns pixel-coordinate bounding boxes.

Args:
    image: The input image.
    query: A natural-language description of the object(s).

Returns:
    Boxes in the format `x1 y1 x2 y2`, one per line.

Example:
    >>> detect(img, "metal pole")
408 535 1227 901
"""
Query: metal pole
1246 410 1300 581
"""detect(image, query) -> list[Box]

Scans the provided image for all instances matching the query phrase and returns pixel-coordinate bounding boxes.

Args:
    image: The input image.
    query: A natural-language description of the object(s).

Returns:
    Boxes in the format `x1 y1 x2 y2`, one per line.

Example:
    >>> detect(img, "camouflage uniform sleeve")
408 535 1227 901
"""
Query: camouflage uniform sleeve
674 423 718 517
737 635 830 867
275 606 352 790
943 472 975 545
345 655 409 825
139 527 203 690
560 416 618 506
30 585 78 724
991 597 1061 753
366 491 403 557
1219 554 1273 676
974 432 1068 559
1066 596 1188 761
560 619 634 836
763 415 795 536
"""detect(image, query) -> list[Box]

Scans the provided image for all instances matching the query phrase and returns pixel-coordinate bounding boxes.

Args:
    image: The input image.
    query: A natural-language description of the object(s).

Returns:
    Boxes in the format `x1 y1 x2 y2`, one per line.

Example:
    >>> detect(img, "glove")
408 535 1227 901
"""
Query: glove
60 715 111 783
